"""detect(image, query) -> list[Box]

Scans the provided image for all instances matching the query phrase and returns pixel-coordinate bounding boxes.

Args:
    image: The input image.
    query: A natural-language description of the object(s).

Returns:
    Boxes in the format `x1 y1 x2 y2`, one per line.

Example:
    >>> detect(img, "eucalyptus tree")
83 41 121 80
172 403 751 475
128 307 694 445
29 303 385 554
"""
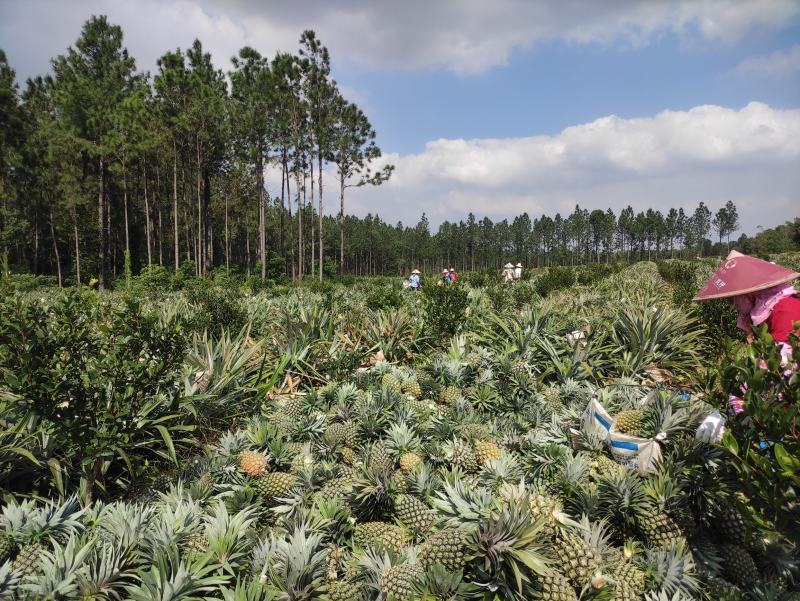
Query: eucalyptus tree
52 15 137 289
692 202 712 256
713 200 740 249
0 49 23 265
330 96 393 272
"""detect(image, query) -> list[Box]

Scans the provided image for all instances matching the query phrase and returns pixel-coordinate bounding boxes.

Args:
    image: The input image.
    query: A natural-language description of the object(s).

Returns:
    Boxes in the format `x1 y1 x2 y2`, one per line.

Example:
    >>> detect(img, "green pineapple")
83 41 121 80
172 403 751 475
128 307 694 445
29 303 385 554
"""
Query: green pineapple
637 512 683 547
533 573 579 601
341 447 357 465
612 560 646 600
0 533 14 564
355 521 410 554
394 494 435 533
317 477 353 503
540 386 564 412
418 528 467 572
614 410 646 436
443 439 478 473
705 577 744 601
719 544 759 588
379 563 424 600
399 453 422 473
393 469 409 494
590 453 620 478
713 504 747 546
254 472 297 504
326 579 364 601
183 530 208 558
550 532 602 590
387 423 422 473
459 422 491 442
324 422 349 446
12 541 45 577
369 440 396 472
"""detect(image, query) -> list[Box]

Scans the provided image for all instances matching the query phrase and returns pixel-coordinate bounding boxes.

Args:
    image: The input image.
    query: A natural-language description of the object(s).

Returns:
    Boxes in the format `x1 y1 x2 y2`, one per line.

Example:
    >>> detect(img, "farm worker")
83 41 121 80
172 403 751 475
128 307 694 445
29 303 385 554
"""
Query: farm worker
409 269 421 290
694 250 799 414
514 262 523 280
502 263 514 283
441 268 450 283
449 268 459 282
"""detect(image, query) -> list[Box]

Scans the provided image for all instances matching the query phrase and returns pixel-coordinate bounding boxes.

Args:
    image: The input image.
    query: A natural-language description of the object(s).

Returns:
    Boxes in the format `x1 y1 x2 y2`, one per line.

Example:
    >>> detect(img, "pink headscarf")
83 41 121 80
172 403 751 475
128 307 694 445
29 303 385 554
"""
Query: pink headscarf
733 282 797 331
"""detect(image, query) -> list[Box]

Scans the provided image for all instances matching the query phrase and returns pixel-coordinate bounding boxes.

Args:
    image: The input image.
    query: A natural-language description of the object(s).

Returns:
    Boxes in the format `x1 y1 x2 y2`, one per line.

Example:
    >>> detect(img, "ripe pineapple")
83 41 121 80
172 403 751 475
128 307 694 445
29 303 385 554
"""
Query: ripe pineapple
341 447 357 466
394 494 435 533
528 493 563 541
238 450 268 477
354 522 410 554
719 544 759 588
254 472 296 504
393 470 409 494
382 372 404 395
713 504 747 546
438 386 461 406
326 579 364 601
368 440 396 472
550 532 602 589
399 452 422 473
612 560 646 599
379 563 424 600
614 410 646 436
474 440 501 465
418 528 467 572
402 377 423 399
443 439 478 473
533 572 579 601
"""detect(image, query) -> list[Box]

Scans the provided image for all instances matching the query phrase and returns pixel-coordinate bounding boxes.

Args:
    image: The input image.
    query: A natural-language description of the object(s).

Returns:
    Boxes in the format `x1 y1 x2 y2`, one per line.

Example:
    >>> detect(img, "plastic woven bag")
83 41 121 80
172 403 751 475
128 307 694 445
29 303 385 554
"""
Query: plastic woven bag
583 396 614 441
607 430 665 476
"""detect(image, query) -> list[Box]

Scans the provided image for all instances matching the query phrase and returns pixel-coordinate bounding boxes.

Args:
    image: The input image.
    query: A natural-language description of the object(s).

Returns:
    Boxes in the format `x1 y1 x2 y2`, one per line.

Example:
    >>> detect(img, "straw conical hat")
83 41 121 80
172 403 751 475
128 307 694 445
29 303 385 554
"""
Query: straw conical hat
516 263 522 267
693 250 799 301
504 262 514 269
411 269 420 274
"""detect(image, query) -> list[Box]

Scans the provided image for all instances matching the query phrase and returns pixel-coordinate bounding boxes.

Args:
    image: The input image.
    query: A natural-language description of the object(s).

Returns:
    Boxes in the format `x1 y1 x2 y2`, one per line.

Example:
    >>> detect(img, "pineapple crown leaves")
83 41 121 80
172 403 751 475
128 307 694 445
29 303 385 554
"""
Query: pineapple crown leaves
478 453 524 492
256 525 330 599
431 480 494 528
219 578 273 601
414 565 482 600
645 538 699 598
0 562 21 598
0 496 86 544
95 501 157 552
386 422 421 456
467 499 553 593
202 501 260 575
19 535 94 600
597 469 649 530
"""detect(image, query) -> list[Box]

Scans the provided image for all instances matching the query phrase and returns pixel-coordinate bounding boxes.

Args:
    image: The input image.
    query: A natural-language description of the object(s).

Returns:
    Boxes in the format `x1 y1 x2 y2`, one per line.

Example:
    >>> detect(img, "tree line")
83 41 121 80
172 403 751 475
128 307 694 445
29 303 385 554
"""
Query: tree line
0 17 753 285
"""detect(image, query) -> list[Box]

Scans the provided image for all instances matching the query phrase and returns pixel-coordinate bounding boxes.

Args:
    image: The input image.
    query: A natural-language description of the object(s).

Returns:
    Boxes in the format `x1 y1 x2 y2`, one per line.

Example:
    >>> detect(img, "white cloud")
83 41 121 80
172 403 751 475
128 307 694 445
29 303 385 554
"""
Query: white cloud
736 44 800 77
338 102 800 231
2 0 799 79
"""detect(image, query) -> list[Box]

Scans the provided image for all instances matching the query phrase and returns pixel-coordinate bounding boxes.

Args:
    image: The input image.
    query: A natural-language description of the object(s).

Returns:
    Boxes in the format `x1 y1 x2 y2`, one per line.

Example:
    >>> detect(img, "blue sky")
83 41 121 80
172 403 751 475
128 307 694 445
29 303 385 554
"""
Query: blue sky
2 0 799 232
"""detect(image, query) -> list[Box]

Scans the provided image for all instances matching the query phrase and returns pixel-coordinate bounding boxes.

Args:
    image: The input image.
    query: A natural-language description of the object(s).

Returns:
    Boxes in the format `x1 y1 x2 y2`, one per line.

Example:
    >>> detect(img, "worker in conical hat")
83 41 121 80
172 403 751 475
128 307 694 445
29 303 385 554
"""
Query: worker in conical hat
409 269 421 290
695 251 799 416
514 262 523 280
502 262 514 283
694 250 799 343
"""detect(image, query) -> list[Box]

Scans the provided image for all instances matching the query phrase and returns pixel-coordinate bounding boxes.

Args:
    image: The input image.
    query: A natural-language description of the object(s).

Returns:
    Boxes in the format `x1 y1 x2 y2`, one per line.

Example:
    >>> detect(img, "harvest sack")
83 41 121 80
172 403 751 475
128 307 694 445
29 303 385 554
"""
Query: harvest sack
607 430 665 476
582 396 614 441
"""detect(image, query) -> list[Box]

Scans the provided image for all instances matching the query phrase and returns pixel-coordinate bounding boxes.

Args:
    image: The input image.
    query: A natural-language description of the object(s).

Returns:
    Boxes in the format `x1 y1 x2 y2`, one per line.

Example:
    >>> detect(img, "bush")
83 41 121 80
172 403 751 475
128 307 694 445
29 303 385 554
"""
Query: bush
422 282 469 341
365 283 403 311
535 266 575 297
185 281 248 335
0 290 188 500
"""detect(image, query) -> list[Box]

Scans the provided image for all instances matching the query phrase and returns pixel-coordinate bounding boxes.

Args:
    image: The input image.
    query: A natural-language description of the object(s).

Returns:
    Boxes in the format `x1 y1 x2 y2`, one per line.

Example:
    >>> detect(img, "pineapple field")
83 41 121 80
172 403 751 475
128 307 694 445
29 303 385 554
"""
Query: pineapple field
0 259 798 600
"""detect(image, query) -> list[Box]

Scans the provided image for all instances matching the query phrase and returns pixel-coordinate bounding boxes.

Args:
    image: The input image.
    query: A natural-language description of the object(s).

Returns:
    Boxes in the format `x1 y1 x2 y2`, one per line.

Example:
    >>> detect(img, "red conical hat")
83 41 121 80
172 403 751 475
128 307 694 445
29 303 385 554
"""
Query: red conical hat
693 250 800 301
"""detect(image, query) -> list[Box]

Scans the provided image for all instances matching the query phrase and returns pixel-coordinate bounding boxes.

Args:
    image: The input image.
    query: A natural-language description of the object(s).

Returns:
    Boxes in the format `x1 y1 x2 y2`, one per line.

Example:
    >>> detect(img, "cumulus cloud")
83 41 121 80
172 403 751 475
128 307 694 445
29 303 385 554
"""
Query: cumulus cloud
736 44 800 77
339 102 800 231
2 0 799 79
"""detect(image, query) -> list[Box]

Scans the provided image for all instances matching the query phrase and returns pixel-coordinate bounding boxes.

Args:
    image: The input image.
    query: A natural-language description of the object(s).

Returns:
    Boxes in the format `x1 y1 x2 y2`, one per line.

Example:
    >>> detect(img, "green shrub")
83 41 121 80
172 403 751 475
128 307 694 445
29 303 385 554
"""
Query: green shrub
365 283 403 311
0 290 188 500
535 266 575 297
422 282 469 341
185 281 247 335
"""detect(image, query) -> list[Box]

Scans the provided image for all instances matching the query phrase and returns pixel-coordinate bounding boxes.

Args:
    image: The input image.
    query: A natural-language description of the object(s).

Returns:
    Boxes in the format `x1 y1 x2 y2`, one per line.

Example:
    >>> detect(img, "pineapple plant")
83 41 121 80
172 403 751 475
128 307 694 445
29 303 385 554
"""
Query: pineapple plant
238 450 268 477
386 423 423 474
719 544 759 588
394 494 435 533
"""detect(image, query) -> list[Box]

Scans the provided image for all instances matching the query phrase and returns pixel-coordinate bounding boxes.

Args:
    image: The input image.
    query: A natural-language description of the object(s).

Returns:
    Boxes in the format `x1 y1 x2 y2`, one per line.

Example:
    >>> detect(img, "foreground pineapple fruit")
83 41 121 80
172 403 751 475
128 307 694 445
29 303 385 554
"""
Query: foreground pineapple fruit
379 563 424 600
399 452 422 473
255 472 297 504
369 440 396 472
438 385 461 406
402 377 423 399
551 532 602 590
612 559 646 600
418 528 467 572
614 409 646 436
238 450 268 477
713 503 748 546
326 579 364 601
0 533 14 564
12 541 46 577
534 572 579 601
636 512 683 547
355 522 410 554
540 386 564 413
394 494 435 533
528 493 565 541
382 372 404 395
443 439 478 473
474 440 501 465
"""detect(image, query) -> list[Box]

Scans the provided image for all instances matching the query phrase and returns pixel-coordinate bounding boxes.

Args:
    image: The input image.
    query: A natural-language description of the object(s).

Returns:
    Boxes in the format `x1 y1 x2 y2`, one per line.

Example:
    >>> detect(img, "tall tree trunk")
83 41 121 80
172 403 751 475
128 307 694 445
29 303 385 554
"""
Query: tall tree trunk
197 139 203 276
203 167 212 271
225 193 229 271
50 212 61 287
72 212 81 285
339 175 345 274
309 162 315 277
258 152 266 279
296 167 303 279
97 155 106 290
280 151 287 258
173 143 179 270
144 161 152 267
123 168 129 255
318 154 323 282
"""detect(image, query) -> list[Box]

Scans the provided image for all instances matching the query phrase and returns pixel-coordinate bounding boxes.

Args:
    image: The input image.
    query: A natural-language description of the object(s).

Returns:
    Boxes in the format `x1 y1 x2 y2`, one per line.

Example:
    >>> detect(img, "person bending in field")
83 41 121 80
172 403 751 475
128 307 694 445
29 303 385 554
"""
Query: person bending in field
694 250 800 414
409 269 421 291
